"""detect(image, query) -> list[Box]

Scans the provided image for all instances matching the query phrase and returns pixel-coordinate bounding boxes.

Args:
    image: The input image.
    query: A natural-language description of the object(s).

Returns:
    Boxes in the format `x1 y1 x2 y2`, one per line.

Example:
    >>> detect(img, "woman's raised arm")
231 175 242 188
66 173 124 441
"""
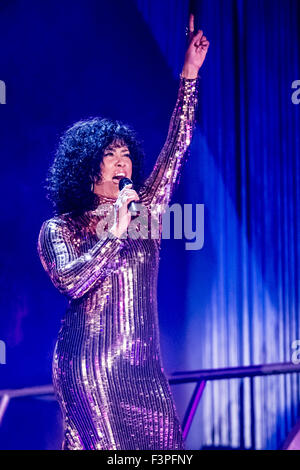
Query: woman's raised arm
139 18 209 210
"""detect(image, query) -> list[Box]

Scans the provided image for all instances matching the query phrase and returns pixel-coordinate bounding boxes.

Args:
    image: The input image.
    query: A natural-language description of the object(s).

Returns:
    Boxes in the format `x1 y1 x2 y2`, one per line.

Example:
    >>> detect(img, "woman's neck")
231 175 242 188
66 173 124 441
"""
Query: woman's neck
94 182 118 200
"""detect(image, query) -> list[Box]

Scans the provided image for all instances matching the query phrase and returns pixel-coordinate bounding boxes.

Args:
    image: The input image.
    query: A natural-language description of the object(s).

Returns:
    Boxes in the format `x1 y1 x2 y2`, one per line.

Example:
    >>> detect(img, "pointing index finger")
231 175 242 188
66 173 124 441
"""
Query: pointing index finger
189 13 194 32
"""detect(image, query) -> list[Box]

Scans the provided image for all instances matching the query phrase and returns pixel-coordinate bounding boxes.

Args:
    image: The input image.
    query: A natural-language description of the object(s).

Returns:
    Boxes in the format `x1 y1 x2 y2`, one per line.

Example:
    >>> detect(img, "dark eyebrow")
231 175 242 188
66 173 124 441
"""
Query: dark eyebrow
104 147 130 153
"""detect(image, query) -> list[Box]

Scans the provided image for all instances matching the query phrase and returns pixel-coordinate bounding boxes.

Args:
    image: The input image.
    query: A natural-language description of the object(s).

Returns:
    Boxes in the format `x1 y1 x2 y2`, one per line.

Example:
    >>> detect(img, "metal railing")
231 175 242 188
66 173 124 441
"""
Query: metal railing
0 361 299 444
169 361 300 440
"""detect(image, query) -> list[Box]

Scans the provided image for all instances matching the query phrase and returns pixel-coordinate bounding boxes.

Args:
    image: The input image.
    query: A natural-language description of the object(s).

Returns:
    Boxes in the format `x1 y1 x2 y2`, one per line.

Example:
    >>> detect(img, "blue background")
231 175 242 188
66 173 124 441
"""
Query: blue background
0 0 299 449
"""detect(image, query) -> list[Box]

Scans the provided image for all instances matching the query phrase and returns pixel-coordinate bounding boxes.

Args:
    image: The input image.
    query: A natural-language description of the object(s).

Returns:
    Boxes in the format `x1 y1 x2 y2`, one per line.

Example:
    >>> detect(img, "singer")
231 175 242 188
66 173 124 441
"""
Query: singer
37 17 209 450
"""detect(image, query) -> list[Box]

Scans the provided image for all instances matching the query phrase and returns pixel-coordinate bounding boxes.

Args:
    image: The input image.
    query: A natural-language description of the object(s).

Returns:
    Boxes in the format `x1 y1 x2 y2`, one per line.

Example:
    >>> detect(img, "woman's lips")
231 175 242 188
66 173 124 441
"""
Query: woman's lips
112 174 126 181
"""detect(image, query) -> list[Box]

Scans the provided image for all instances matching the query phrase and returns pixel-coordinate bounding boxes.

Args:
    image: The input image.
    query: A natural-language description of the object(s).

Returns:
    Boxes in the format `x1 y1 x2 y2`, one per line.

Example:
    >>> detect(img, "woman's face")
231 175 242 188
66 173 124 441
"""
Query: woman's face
99 140 133 187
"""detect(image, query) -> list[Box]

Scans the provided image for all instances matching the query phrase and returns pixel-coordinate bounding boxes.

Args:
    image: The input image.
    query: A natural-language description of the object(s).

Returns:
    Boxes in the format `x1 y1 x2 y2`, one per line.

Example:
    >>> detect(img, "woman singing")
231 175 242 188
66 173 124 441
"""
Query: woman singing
37 18 209 450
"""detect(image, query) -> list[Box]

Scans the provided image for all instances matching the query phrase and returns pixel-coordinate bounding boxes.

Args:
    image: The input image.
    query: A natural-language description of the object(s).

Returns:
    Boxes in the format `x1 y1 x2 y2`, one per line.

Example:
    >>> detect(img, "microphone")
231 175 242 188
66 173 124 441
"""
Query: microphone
119 177 140 217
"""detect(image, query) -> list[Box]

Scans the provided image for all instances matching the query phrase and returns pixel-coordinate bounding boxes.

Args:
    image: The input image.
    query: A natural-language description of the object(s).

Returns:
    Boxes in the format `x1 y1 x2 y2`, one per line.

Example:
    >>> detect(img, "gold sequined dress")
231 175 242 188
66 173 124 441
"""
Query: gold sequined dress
37 75 199 450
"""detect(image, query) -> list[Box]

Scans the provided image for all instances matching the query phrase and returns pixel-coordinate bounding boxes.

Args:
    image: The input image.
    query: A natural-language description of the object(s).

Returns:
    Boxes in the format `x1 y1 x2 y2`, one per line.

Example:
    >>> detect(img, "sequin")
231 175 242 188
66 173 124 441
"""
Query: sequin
37 75 199 450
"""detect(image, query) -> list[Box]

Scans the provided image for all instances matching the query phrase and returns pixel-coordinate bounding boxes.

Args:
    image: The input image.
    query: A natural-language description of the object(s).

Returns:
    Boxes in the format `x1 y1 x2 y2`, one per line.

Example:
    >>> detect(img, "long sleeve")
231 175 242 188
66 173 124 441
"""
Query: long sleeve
139 75 200 210
37 218 124 300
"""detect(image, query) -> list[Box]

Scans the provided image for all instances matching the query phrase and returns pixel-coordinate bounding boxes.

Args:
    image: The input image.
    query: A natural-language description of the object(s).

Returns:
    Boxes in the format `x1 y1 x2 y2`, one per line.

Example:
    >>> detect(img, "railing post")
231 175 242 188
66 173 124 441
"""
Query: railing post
0 394 10 425
182 380 206 441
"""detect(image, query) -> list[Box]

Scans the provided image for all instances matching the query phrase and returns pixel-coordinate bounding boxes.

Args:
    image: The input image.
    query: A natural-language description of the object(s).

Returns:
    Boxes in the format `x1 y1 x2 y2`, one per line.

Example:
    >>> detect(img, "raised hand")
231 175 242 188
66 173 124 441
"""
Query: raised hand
182 13 210 78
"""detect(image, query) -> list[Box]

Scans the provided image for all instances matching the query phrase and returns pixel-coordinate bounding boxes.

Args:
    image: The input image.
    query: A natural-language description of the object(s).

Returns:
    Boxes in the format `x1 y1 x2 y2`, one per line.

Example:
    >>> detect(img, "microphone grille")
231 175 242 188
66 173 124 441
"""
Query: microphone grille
119 177 133 191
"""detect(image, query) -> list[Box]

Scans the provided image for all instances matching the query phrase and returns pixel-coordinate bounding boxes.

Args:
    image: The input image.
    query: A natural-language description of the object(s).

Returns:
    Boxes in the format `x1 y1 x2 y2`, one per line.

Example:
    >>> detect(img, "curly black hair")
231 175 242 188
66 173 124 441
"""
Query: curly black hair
45 117 145 216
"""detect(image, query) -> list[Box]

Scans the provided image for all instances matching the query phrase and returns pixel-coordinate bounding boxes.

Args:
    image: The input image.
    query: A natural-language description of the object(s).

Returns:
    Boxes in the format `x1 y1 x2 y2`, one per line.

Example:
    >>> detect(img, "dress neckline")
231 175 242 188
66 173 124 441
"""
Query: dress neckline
85 193 117 217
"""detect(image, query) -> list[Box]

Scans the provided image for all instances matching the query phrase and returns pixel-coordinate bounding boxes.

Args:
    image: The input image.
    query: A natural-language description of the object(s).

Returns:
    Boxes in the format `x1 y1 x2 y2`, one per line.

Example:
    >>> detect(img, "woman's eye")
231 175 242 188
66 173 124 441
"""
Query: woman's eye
103 152 130 158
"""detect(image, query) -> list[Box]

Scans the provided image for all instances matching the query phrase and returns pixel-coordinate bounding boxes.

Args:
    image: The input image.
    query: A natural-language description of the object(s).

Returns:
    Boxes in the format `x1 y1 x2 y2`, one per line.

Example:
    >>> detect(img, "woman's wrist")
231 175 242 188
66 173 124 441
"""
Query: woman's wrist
181 64 199 79
109 224 120 238
110 223 127 239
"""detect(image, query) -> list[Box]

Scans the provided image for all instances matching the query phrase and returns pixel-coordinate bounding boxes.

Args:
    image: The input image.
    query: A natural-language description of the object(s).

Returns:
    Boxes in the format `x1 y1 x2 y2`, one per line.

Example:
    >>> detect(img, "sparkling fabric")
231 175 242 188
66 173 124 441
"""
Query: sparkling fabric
37 75 199 450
